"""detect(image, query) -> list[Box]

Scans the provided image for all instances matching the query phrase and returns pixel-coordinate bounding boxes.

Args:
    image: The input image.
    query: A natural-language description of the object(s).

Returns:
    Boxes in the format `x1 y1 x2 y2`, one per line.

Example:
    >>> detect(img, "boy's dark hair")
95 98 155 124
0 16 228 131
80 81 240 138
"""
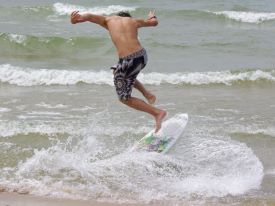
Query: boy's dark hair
117 11 132 17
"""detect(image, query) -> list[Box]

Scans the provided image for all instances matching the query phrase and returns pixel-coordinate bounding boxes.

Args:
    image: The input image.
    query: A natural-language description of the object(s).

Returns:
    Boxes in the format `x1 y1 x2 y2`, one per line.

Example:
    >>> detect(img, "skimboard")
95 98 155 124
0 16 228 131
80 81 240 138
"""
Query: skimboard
132 113 188 154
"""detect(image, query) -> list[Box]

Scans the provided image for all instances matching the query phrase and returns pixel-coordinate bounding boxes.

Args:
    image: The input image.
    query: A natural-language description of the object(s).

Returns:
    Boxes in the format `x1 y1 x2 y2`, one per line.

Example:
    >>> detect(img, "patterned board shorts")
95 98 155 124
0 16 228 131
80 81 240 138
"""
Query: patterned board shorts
111 48 148 101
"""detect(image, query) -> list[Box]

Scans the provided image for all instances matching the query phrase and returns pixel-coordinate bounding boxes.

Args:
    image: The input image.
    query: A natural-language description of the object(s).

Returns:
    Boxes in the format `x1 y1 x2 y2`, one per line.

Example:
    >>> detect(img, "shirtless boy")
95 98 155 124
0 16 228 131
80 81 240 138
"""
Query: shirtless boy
71 10 166 132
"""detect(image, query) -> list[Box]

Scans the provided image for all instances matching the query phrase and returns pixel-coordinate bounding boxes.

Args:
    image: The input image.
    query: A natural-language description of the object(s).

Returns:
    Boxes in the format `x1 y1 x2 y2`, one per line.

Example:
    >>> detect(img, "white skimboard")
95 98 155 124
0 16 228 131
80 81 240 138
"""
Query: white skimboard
132 113 188 154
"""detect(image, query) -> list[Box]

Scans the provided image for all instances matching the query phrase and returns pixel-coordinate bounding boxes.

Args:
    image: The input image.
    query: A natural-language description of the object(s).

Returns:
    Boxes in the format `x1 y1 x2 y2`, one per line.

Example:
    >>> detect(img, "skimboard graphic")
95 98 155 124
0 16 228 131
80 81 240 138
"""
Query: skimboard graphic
132 113 188 154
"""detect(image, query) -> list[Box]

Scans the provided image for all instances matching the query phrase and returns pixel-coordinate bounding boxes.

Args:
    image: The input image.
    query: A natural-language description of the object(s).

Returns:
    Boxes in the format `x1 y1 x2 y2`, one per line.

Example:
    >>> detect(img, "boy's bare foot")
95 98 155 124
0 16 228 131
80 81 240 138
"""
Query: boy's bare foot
154 110 167 133
145 93 156 105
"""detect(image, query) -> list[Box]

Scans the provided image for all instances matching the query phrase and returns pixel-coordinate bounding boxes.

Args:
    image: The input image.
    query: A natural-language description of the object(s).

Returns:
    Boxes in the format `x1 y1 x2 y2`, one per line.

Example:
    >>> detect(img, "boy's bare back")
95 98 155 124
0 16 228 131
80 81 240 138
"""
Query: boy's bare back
71 10 158 57
105 16 142 57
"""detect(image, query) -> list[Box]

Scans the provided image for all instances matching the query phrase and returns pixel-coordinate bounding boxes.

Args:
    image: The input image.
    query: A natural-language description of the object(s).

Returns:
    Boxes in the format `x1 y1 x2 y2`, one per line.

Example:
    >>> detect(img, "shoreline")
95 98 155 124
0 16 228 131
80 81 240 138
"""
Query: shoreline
1 192 275 206
0 192 145 206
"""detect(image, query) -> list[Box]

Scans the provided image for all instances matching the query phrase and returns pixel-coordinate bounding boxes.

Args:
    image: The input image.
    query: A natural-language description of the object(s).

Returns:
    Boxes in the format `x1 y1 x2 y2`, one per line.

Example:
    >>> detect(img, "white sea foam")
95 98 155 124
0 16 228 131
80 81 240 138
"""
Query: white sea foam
71 106 96 112
0 117 149 139
53 2 136 16
231 125 275 138
28 111 62 115
0 110 264 202
213 11 275 23
0 121 75 137
215 108 240 114
242 128 275 137
0 64 274 87
139 70 273 85
1 131 263 202
0 64 113 86
7 34 27 45
0 107 11 113
36 102 69 109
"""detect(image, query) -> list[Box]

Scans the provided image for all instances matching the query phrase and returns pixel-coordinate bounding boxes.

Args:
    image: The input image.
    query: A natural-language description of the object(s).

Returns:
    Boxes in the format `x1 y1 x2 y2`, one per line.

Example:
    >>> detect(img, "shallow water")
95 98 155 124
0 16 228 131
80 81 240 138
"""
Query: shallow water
0 0 275 204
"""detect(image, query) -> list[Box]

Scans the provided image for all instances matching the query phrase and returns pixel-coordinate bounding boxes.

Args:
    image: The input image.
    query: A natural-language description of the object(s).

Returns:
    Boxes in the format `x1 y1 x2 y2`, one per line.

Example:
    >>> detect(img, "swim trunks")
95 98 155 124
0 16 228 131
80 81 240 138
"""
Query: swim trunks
111 48 148 101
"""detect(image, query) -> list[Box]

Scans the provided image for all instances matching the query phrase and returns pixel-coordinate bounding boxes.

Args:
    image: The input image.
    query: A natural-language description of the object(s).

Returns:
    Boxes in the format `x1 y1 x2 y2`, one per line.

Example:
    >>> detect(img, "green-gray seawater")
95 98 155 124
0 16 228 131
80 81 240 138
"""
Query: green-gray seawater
0 0 275 205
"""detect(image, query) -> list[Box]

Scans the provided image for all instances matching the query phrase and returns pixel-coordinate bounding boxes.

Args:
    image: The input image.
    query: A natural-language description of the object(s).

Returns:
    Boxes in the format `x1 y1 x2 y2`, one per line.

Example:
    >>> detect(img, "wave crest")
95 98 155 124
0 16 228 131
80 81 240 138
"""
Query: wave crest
212 11 275 23
0 64 113 86
0 64 274 86
53 2 136 16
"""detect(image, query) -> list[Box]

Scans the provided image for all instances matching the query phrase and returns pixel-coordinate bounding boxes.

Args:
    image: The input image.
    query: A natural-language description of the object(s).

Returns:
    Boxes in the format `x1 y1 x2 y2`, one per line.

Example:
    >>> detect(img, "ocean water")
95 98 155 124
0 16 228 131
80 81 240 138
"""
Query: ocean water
0 0 275 205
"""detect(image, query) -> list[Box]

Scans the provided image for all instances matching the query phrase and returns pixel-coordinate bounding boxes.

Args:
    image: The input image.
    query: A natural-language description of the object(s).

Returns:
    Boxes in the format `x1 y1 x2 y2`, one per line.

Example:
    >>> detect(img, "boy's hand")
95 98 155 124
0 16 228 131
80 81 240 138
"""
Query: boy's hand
71 11 85 24
147 10 156 20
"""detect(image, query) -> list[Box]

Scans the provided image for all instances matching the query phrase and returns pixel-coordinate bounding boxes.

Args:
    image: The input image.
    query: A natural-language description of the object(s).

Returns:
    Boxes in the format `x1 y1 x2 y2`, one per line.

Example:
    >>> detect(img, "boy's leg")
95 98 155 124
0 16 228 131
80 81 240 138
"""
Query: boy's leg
121 97 166 133
134 80 156 104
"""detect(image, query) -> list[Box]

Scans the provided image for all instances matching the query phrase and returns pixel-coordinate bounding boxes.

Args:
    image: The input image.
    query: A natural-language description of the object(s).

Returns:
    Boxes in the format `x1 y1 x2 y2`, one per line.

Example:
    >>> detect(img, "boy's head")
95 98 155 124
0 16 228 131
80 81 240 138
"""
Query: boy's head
117 11 132 17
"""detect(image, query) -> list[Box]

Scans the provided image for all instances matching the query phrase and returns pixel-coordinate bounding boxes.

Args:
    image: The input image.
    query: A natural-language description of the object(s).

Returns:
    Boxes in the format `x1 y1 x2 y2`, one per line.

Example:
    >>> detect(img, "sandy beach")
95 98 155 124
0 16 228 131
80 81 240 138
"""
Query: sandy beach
0 192 146 206
1 192 275 206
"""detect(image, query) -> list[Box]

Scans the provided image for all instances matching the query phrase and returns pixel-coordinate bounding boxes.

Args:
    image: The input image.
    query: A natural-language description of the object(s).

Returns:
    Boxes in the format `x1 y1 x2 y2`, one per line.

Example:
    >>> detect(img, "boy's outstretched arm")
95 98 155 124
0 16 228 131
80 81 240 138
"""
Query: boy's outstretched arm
71 11 107 29
136 10 158 28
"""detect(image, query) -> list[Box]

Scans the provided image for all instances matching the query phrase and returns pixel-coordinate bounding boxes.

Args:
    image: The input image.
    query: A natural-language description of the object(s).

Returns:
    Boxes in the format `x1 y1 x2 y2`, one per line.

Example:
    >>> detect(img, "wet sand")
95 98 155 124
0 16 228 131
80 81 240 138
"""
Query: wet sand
0 192 144 206
1 192 275 206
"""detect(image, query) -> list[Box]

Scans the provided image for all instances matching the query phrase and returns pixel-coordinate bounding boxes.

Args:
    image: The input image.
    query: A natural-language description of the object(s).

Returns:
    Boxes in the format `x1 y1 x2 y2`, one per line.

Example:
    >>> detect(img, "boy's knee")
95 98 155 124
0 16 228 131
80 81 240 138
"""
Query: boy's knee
119 97 130 104
119 98 126 104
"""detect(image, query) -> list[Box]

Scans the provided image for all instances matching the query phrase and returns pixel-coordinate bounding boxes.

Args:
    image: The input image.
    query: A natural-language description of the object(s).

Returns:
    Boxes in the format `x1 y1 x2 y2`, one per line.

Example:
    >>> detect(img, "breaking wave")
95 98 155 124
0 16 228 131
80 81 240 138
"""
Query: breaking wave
212 11 275 23
52 2 136 16
1 3 275 24
0 112 264 202
163 9 275 24
0 64 274 86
